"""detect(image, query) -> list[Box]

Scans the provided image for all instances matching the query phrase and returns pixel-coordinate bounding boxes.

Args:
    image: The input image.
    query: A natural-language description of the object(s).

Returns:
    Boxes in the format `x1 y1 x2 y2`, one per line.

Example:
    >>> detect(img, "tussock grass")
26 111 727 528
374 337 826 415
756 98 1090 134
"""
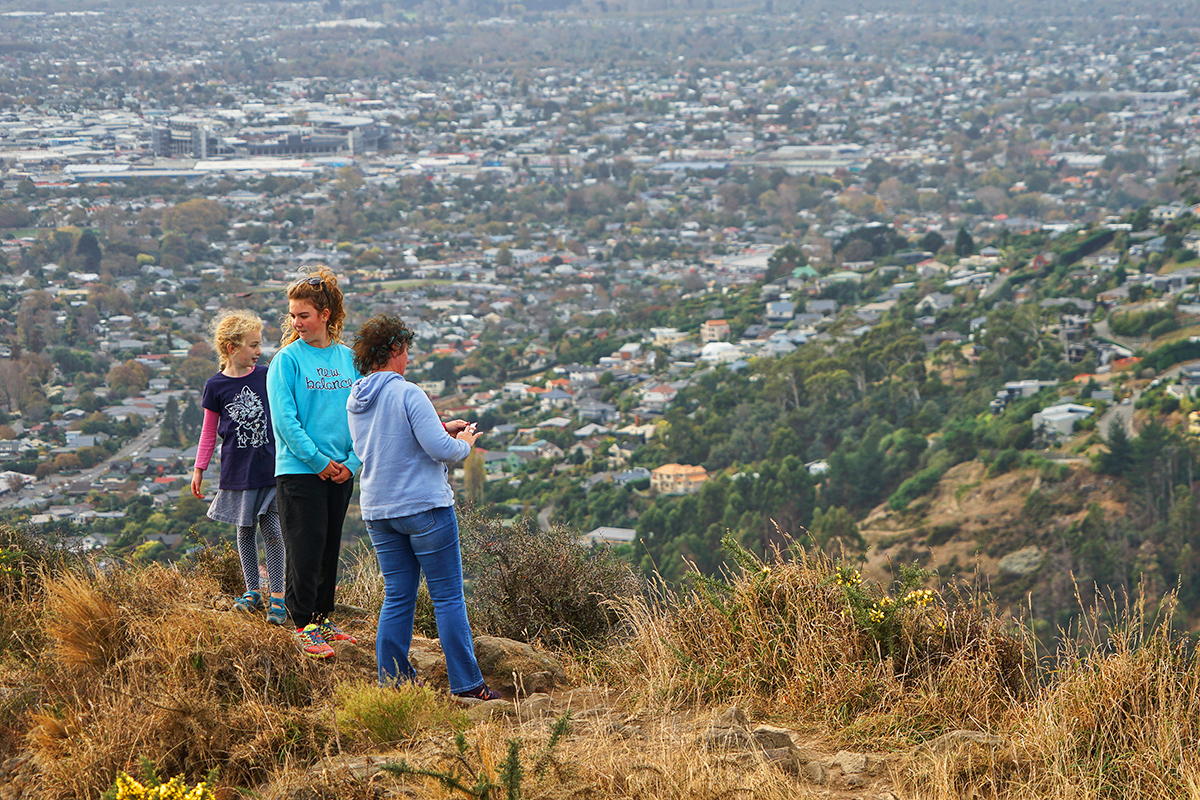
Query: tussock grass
22 561 363 799
12 521 1200 798
603 536 1030 742
44 569 125 674
1002 593 1200 799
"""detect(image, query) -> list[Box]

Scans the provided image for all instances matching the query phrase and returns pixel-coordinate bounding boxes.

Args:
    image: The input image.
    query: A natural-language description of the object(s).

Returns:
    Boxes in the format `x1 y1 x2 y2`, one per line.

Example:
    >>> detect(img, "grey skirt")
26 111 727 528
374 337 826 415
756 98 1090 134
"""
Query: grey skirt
207 485 277 527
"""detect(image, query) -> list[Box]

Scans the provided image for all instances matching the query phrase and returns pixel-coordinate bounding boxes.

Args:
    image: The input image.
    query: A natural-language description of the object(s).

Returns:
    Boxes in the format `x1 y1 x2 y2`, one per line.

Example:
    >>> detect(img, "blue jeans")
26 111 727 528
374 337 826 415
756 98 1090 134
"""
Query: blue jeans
366 505 485 694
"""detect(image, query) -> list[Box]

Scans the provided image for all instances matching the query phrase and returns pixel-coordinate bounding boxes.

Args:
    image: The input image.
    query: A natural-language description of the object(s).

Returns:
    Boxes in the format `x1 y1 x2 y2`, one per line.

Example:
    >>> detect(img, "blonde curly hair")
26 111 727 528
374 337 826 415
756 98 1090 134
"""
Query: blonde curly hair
209 309 265 370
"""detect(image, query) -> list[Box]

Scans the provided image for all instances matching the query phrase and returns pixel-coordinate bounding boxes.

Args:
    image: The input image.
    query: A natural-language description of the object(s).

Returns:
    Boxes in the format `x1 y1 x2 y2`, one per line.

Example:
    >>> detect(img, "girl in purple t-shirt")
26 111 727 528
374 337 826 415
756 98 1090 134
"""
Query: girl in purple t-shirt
191 309 287 626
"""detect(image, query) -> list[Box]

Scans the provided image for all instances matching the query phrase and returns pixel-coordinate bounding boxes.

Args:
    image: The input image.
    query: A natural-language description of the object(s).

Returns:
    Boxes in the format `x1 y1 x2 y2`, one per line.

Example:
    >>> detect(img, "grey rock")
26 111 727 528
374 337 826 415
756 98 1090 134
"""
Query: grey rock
917 729 1005 753
998 546 1044 576
713 706 749 730
465 697 516 723
473 636 568 694
831 750 868 774
761 747 800 775
516 692 554 721
701 726 754 750
804 760 827 785
752 724 796 751
517 670 558 696
408 637 448 687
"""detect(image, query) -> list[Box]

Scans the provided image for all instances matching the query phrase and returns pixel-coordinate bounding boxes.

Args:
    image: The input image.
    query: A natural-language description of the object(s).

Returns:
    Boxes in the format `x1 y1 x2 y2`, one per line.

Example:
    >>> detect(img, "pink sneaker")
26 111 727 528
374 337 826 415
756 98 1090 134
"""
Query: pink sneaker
317 619 358 645
295 624 335 659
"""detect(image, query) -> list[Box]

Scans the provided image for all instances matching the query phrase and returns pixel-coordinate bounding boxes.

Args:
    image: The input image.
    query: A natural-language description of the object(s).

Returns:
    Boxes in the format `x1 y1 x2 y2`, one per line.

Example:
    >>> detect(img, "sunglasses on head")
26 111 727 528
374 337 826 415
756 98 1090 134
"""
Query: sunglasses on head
302 276 332 308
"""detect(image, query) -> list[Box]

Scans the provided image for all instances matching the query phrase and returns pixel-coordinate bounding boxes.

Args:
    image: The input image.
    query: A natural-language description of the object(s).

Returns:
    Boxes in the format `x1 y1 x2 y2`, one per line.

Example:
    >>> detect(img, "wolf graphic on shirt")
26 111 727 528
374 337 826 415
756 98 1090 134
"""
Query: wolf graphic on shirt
226 385 269 449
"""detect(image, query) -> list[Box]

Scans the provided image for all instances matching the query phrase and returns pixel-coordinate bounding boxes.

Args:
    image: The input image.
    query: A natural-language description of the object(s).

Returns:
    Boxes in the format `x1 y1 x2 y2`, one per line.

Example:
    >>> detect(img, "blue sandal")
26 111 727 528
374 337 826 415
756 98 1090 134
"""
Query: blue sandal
233 591 263 613
266 596 288 626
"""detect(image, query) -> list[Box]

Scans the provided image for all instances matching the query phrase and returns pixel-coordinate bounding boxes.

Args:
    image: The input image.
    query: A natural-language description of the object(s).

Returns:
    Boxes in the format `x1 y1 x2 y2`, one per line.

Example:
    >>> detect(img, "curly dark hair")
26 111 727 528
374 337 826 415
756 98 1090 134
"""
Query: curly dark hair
351 315 415 375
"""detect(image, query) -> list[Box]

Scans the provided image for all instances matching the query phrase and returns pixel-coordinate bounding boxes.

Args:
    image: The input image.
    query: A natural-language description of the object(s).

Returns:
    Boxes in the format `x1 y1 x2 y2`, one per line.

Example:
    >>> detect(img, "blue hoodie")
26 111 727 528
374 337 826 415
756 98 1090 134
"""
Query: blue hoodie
346 371 471 521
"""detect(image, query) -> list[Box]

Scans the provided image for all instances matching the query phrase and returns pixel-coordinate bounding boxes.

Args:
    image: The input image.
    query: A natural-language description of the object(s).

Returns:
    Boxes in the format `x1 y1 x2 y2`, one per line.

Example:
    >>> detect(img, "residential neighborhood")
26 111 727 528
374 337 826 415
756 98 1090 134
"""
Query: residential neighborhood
3 0 1200 568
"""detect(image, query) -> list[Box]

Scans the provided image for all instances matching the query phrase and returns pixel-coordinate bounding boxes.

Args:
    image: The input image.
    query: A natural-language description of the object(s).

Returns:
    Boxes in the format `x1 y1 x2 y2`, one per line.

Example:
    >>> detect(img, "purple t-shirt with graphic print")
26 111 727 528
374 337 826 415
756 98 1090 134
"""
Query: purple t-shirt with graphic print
200 365 277 491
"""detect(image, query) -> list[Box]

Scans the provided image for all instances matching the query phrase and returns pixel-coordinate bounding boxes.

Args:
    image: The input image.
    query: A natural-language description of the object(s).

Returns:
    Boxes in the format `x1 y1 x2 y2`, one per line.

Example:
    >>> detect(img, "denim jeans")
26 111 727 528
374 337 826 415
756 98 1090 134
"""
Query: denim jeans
367 505 485 694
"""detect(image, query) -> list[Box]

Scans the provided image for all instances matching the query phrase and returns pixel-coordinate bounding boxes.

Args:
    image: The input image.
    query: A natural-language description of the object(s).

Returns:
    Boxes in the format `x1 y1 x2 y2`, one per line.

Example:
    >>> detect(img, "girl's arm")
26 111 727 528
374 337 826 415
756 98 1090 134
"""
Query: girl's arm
191 408 220 498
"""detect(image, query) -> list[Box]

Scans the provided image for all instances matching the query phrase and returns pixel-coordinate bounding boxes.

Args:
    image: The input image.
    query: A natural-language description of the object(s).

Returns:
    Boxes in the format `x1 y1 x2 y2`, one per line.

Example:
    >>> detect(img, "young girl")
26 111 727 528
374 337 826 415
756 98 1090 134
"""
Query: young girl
267 267 361 660
191 309 287 627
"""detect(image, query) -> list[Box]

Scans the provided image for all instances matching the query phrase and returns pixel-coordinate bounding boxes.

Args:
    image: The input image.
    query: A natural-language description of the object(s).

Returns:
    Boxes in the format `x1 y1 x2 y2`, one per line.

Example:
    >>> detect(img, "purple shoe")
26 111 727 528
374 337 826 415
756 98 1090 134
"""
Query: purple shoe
454 684 501 701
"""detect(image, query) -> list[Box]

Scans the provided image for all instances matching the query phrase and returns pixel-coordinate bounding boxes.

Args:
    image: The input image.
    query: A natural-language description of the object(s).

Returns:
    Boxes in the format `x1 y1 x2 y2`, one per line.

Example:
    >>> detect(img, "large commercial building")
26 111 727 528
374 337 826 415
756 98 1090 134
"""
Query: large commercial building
152 115 391 159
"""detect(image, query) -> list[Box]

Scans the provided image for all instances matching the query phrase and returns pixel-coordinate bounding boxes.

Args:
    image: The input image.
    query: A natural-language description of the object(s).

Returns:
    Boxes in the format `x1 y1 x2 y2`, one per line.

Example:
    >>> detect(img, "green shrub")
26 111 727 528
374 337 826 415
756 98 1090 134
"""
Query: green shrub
1148 317 1178 339
335 681 467 746
458 505 641 647
888 464 946 510
987 448 1021 477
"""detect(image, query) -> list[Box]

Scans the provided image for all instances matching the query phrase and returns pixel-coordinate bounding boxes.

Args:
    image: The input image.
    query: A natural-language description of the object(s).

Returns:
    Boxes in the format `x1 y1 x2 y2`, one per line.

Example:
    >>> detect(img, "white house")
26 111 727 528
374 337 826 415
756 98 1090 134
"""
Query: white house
641 383 678 411
700 342 743 364
1032 403 1094 437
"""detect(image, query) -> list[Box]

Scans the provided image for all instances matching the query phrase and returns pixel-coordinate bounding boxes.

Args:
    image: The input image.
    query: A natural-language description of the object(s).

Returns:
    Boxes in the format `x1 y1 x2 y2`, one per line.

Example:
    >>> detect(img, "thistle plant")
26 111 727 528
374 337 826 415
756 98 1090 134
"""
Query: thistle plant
383 713 571 800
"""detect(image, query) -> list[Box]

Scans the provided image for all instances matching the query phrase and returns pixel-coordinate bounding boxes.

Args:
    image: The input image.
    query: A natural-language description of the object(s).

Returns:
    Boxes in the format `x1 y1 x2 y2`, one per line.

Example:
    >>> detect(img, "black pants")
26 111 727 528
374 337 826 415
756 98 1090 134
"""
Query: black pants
276 473 354 628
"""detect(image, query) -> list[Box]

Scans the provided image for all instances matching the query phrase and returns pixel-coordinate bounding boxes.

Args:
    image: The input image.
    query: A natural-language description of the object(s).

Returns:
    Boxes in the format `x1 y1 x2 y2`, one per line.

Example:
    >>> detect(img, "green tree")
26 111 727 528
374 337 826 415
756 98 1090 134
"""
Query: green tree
954 227 975 257
74 229 102 270
463 449 485 504
159 396 180 446
919 230 946 253
180 395 202 442
764 243 806 283
809 506 864 553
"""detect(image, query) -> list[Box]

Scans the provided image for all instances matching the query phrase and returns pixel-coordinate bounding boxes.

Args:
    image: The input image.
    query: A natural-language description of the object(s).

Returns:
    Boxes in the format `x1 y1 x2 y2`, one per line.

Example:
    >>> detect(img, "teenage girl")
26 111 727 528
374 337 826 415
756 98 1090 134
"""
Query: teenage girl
266 266 362 659
191 309 287 626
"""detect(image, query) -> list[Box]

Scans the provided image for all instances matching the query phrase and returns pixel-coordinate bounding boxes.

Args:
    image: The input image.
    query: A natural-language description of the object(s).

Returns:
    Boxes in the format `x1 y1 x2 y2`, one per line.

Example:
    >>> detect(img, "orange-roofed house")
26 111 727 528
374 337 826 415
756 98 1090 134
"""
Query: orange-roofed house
700 319 731 343
650 464 708 495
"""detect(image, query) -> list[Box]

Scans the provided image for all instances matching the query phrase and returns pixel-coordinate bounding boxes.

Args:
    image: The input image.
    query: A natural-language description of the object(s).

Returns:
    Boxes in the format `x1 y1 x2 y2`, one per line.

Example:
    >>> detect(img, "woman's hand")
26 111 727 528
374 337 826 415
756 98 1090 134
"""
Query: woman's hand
317 460 341 481
444 419 470 436
190 469 205 499
456 423 481 447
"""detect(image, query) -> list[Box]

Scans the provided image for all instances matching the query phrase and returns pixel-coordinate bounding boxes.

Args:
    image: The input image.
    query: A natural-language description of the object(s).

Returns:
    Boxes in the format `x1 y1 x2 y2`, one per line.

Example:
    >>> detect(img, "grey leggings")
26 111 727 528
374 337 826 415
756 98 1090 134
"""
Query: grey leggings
237 506 286 595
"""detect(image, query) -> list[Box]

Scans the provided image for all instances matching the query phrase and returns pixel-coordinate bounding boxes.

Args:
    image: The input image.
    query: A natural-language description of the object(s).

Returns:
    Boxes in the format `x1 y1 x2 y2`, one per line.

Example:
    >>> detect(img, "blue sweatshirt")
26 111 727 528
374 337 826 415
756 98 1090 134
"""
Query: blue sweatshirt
266 338 362 477
346 371 471 521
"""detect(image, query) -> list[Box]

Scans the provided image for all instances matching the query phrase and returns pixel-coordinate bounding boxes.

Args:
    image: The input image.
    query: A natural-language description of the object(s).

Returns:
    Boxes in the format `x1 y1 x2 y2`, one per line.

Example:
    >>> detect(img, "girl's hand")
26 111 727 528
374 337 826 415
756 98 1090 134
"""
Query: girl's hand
331 463 353 484
191 469 205 499
317 460 341 481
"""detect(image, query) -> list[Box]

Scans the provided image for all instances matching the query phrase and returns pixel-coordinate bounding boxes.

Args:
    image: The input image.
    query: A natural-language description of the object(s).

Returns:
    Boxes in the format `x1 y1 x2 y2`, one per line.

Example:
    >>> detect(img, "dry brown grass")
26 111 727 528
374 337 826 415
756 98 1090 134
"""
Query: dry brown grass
601 541 1030 746
360 714 819 800
11 522 1200 799
22 561 378 799
337 539 385 617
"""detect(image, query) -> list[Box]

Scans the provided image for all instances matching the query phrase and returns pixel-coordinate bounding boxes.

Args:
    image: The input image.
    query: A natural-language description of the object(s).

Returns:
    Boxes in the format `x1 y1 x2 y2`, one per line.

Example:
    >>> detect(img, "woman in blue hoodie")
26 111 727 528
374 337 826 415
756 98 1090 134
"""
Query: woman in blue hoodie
346 315 499 701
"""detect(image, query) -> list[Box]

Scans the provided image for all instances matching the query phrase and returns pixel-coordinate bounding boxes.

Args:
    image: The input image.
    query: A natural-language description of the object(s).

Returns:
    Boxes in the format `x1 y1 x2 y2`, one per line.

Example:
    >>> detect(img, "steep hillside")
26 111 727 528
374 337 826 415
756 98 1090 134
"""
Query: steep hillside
858 459 1141 631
